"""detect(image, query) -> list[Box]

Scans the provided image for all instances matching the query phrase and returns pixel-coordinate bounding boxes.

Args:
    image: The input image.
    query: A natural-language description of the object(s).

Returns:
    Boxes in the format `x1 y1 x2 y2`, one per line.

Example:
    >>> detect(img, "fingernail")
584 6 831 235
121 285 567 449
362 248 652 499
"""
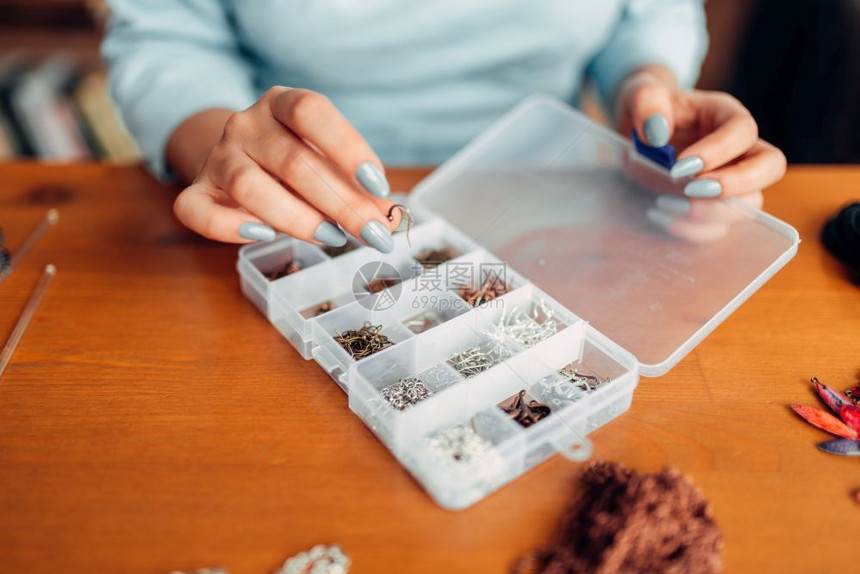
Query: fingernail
684 179 722 198
313 221 348 247
670 156 705 179
356 162 390 198
643 114 670 147
646 208 675 228
239 222 276 242
360 220 394 253
656 195 691 215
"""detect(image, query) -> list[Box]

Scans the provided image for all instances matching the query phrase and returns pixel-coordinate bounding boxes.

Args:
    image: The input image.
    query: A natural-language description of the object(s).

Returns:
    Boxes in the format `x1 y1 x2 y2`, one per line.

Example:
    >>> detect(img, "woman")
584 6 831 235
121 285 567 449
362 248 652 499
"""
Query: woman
102 1 785 253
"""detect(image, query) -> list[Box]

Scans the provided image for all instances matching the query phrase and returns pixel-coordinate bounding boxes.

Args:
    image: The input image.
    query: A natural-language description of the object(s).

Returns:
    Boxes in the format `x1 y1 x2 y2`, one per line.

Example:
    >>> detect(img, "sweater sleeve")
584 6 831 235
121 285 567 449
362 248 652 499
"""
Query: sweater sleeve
101 0 258 180
588 0 709 106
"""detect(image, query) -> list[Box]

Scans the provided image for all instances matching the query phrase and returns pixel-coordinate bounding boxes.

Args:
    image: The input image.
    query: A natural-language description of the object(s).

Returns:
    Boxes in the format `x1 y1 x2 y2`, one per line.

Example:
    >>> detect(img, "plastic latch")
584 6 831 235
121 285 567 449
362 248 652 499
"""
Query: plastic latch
552 432 594 462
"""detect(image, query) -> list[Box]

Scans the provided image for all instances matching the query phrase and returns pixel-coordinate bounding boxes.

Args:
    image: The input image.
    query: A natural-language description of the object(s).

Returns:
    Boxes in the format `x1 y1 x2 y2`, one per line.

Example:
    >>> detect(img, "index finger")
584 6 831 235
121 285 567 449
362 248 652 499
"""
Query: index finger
174 182 267 244
673 92 759 175
269 88 390 199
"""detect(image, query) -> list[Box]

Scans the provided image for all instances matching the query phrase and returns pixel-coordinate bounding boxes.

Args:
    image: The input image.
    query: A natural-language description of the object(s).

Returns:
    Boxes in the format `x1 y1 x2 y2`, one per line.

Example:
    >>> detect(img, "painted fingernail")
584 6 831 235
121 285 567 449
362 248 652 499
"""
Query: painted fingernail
670 156 705 179
656 195 692 215
356 162 390 198
239 222 276 242
360 220 394 253
646 208 675 228
313 221 348 247
643 114 670 147
684 179 722 198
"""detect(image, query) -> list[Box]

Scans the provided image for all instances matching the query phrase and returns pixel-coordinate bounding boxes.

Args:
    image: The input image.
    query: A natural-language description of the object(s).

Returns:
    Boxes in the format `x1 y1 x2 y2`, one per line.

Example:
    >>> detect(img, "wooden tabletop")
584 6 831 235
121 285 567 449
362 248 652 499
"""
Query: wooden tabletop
0 163 857 574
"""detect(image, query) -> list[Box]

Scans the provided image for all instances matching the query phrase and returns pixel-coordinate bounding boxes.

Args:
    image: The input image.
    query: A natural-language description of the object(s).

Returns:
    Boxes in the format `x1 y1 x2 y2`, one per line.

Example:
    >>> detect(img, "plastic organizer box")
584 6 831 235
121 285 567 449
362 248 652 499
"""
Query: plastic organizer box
237 95 800 510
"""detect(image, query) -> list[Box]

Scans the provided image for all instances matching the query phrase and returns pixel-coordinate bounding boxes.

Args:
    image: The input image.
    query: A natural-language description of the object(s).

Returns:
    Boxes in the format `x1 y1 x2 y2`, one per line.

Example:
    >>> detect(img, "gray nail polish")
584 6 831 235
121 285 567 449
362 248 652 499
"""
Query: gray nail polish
356 162 390 198
313 221 348 247
684 179 722 198
239 222 276 242
643 114 670 147
360 220 394 253
656 195 692 215
646 208 674 228
670 156 705 179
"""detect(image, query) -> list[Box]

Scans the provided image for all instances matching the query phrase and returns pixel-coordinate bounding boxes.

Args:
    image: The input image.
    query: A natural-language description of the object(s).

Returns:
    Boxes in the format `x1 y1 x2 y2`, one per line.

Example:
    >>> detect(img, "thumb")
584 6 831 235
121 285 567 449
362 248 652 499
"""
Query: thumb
618 74 675 147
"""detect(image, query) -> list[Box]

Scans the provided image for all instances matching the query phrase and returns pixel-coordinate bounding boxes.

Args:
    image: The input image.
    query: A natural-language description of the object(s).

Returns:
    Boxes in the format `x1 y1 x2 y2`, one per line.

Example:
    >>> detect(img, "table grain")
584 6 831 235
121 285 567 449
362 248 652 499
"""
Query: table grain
0 163 858 573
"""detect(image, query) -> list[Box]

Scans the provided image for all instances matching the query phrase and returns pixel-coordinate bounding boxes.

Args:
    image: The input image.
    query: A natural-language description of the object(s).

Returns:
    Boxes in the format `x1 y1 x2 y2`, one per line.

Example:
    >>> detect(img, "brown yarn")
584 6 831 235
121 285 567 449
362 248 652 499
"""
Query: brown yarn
513 461 723 574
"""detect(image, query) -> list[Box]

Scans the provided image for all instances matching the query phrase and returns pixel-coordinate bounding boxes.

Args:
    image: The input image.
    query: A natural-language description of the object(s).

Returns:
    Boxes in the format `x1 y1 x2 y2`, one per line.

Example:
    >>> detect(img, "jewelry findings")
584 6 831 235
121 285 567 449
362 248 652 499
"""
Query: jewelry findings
322 242 358 258
314 301 334 316
459 277 510 307
538 364 611 407
540 377 589 405
499 390 552 428
334 323 394 359
265 258 302 280
388 204 413 247
428 424 492 464
170 545 351 574
365 277 399 294
275 544 351 574
381 377 433 410
302 301 335 319
496 300 559 348
845 383 860 406
559 363 610 393
812 377 852 412
414 247 458 269
447 343 512 378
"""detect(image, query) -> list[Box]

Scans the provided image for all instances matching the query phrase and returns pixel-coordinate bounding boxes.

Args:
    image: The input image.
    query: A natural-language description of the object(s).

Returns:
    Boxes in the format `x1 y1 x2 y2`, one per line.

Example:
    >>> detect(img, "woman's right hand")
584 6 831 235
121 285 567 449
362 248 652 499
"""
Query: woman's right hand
172 87 400 252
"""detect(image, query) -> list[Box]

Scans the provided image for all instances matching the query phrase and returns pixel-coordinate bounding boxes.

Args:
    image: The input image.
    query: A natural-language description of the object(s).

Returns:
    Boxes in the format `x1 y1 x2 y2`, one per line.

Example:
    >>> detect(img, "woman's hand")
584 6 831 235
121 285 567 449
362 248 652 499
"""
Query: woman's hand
170 87 399 252
617 67 787 240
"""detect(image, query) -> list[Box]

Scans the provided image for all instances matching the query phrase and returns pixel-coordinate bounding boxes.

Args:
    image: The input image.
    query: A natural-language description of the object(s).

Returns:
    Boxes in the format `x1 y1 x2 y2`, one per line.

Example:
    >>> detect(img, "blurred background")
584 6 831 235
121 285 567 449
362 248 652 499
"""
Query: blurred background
0 0 858 165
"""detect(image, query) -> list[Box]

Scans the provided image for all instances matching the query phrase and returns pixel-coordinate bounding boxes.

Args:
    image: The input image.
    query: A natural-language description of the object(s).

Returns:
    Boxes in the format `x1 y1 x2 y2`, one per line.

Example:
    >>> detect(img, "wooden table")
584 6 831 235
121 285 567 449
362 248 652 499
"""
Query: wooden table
0 163 857 574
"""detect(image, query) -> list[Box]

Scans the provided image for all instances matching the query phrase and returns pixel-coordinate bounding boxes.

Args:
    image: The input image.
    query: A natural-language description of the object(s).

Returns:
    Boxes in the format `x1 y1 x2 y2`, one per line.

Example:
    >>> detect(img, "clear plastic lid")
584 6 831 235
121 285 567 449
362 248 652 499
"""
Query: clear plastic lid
410 95 799 376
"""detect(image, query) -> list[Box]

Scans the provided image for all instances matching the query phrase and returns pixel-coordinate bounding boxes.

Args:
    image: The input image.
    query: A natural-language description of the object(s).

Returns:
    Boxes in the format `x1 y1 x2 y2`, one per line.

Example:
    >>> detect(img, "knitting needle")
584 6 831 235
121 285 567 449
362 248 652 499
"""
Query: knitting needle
0 264 55 379
0 208 59 286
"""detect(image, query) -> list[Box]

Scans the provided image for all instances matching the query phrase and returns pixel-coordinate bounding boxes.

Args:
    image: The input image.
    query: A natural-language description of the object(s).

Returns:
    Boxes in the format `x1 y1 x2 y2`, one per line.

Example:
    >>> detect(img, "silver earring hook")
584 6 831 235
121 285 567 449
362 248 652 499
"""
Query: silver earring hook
387 204 413 247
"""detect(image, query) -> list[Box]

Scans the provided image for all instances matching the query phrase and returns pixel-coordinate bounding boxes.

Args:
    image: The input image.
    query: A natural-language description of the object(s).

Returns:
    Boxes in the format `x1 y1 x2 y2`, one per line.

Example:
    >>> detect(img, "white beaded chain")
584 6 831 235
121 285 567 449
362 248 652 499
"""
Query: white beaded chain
171 545 351 574
275 545 351 574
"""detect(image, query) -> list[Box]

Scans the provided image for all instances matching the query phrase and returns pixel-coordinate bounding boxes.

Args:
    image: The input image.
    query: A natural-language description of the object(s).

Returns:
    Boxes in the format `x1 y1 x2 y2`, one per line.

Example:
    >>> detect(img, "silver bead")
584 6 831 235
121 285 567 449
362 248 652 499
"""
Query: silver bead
428 424 493 464
381 377 433 410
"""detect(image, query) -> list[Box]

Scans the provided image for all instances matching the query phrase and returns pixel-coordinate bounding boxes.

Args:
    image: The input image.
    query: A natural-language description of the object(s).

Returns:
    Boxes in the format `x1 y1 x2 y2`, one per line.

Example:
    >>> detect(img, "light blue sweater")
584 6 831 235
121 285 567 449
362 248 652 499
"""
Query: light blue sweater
101 1 708 178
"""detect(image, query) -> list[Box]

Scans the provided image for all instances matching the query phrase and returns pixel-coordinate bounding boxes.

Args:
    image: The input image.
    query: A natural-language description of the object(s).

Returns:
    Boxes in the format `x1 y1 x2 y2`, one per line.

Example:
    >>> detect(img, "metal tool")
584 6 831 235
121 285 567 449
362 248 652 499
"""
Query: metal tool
0 264 56 379
0 209 59 285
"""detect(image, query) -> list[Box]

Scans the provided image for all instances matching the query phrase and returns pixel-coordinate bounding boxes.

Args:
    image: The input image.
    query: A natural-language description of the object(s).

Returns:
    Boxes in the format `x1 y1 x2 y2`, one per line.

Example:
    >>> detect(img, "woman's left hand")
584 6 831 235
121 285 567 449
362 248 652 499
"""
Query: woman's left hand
617 67 787 239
